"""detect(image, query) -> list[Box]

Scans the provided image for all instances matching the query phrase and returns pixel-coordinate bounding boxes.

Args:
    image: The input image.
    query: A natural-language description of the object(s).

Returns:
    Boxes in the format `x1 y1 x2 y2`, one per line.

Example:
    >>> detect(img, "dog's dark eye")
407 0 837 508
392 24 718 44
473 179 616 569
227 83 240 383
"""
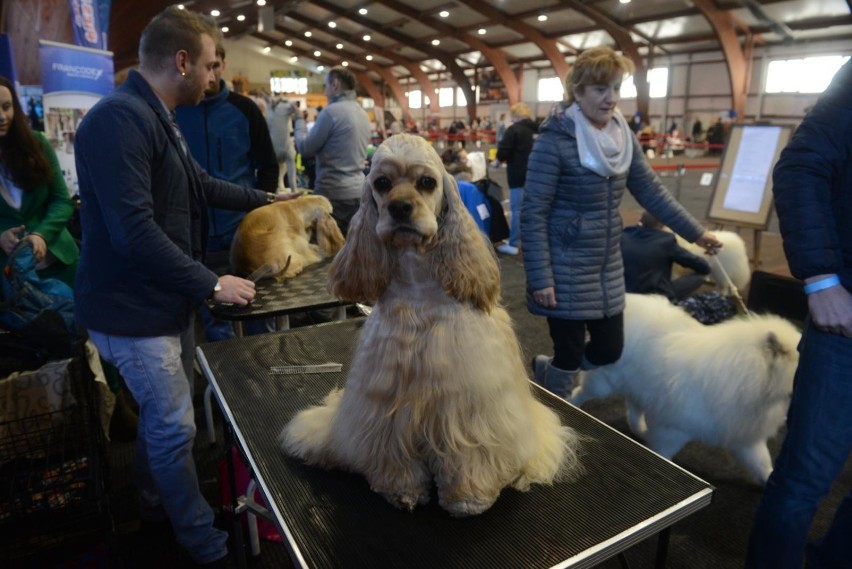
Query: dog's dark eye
373 176 392 193
418 176 437 191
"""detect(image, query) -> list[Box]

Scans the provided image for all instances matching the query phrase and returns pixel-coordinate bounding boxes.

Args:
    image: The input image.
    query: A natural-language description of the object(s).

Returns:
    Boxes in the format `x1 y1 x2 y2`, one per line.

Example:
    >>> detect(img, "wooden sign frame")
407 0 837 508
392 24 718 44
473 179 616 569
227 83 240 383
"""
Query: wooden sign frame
706 123 794 230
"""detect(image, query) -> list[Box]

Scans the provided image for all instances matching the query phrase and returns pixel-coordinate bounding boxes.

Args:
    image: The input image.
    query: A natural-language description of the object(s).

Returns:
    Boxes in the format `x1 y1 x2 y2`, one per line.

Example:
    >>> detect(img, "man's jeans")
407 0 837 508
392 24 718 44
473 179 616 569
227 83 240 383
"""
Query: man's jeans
746 319 852 568
508 187 523 248
88 327 228 565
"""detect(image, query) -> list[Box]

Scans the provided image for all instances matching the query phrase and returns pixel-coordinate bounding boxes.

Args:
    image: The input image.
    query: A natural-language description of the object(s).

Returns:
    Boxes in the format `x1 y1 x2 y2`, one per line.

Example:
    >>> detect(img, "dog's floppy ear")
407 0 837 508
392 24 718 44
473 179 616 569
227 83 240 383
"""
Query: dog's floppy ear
428 172 501 312
328 176 393 302
316 212 345 257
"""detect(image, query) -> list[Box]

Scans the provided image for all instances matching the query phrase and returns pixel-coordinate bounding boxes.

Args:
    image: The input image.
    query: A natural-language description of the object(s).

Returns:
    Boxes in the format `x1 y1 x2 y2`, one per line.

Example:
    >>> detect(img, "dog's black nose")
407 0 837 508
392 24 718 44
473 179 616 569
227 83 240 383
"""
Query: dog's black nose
388 199 413 221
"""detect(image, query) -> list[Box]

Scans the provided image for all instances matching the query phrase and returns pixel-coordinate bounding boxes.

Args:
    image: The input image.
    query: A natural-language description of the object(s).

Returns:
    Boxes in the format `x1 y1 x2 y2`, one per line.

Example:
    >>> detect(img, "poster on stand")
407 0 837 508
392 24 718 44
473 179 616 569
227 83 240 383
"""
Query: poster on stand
68 0 111 51
39 40 113 196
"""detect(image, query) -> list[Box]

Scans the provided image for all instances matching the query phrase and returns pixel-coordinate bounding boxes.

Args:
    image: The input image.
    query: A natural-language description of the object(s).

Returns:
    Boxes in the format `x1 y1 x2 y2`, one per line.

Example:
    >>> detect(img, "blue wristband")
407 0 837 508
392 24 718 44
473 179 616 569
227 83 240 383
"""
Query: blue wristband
803 275 841 295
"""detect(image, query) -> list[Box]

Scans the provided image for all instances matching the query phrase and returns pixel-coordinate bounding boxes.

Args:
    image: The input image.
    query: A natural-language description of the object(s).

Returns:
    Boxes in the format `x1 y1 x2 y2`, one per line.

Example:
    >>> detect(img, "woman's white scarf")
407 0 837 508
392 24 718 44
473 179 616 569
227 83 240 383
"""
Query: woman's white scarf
568 103 633 177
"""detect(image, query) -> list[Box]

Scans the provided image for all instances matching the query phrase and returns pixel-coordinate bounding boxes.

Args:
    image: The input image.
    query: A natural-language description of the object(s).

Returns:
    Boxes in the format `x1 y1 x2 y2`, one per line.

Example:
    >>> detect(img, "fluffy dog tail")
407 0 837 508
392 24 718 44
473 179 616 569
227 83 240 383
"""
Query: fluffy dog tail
514 403 584 491
279 389 342 468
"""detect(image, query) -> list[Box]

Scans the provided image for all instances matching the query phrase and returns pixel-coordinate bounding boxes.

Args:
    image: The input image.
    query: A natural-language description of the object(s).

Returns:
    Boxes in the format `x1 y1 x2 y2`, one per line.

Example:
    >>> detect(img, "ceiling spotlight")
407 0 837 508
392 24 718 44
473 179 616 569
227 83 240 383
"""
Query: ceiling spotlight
619 0 631 3
221 26 229 33
537 14 548 22
290 56 298 62
314 50 321 57
478 28 486 35
263 46 271 53
318 65 325 71
431 39 440 46
257 0 266 6
328 21 337 28
439 10 449 18
210 9 220 17
285 40 293 46
304 31 312 37
366 54 373 61
237 14 245 21
336 43 344 49
342 61 349 67
358 8 367 15
177 4 185 9
363 34 371 41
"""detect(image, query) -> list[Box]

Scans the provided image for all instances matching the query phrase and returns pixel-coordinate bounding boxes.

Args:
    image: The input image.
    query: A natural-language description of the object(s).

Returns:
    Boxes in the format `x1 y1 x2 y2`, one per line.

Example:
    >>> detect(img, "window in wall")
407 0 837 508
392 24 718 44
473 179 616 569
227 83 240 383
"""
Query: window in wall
621 67 669 99
765 55 850 94
438 87 454 108
408 90 422 109
269 76 307 95
537 76 563 102
456 87 467 107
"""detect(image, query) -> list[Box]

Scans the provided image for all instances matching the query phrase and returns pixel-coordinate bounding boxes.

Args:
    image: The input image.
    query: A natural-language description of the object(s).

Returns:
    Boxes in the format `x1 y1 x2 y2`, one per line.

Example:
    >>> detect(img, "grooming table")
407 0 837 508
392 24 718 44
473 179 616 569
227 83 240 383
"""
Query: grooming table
203 259 348 444
207 259 347 337
196 319 714 569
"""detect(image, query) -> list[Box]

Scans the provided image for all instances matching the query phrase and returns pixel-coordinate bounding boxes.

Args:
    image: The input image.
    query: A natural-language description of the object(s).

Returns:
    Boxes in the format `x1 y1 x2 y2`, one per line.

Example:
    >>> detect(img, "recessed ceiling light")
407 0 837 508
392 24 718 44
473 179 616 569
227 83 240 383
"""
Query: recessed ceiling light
359 8 367 15
439 10 449 18
236 14 245 21
290 56 298 62
432 39 440 46
257 0 266 6
304 31 312 37
537 14 548 22
210 9 220 17
177 4 185 9
318 65 325 71
285 40 293 46
342 61 349 67
478 28 486 35
314 50 321 57
336 43 344 49
221 26 229 33
328 21 337 28
620 0 631 3
263 46 271 53
366 54 373 61
363 34 371 41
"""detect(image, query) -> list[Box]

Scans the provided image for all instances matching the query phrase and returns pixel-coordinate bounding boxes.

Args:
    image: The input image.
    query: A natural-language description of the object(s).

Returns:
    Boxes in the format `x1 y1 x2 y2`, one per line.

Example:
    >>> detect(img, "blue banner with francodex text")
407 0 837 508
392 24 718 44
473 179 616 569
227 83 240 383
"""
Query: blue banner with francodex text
68 0 111 51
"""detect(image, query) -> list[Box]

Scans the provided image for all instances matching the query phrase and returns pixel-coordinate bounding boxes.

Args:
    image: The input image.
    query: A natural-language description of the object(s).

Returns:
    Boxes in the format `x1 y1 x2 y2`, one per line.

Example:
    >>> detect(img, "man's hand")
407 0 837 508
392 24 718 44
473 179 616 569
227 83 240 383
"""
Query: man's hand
211 275 256 306
806 276 852 337
696 231 723 255
533 287 557 308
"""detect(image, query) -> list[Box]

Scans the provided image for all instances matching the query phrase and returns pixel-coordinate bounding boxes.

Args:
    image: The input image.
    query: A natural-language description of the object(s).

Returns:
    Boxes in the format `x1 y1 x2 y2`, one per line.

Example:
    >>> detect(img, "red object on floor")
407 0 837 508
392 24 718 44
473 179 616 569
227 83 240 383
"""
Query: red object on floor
218 446 283 542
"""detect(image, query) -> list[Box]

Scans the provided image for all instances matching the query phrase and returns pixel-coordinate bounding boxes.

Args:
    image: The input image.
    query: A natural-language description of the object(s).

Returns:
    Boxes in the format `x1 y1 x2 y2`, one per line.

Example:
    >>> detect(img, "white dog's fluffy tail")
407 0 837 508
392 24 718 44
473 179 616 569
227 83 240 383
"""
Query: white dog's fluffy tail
279 389 342 468
514 399 584 491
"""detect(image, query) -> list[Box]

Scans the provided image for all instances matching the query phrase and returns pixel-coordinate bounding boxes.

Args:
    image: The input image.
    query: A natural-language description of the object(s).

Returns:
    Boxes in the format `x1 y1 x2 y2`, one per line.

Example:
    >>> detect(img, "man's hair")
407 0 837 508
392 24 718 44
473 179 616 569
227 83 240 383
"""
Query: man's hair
565 46 634 104
328 66 356 91
138 6 221 72
216 43 226 61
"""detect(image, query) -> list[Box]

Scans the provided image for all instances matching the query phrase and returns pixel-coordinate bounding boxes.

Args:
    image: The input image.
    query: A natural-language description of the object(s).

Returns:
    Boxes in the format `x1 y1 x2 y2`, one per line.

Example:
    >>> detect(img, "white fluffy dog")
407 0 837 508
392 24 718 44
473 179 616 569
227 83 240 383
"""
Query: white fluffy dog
673 230 751 294
280 134 581 516
570 293 800 483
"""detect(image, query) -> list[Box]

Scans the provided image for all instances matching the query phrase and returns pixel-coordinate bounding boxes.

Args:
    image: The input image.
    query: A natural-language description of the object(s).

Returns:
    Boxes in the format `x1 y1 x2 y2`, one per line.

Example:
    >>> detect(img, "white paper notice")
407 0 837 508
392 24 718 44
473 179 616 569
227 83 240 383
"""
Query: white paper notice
722 126 782 213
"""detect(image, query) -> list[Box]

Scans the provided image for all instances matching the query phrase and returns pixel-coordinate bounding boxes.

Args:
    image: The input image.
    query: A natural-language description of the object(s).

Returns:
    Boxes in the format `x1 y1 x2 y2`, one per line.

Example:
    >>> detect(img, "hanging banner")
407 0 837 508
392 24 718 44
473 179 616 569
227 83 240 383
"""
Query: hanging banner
68 0 111 51
39 40 114 195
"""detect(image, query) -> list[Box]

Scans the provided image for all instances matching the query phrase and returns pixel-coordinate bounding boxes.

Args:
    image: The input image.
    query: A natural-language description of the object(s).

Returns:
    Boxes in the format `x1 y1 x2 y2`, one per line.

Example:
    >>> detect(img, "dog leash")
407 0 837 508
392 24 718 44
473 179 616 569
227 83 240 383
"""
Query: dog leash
711 255 751 315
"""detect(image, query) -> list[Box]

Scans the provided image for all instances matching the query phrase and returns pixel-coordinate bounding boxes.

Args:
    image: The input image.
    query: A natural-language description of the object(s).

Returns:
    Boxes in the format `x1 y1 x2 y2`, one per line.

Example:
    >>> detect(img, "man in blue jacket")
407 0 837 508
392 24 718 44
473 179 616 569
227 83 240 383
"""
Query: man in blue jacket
176 42 280 341
74 7 297 567
747 59 852 569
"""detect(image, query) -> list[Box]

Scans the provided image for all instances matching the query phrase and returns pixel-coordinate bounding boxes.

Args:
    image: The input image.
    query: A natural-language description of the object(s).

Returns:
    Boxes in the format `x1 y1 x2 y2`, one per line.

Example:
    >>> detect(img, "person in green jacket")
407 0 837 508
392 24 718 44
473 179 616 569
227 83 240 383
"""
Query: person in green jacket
0 75 79 287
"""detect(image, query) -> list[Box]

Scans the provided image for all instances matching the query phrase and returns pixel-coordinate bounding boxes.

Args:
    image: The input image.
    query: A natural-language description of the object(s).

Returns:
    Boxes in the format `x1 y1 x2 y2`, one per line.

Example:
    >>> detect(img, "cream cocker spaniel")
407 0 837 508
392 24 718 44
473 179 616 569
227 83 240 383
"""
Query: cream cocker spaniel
280 134 582 516
230 195 344 281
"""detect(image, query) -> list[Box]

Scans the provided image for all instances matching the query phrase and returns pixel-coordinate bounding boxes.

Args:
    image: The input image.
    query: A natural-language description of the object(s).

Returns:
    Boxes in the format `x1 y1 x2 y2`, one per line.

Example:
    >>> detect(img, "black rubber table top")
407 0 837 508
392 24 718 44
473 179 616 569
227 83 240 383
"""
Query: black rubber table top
208 260 342 322
197 319 713 569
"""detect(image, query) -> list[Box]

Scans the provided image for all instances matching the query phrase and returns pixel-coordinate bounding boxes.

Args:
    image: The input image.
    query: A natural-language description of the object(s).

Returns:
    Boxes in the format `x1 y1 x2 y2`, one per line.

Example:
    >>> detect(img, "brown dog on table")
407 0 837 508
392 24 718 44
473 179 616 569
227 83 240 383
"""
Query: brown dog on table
280 134 581 517
230 194 345 281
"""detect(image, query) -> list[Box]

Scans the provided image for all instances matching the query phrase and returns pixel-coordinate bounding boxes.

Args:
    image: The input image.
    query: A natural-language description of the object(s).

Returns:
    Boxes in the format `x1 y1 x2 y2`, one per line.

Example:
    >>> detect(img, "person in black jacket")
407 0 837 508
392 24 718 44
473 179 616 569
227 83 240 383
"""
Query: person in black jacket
621 211 710 301
495 102 537 255
746 58 852 569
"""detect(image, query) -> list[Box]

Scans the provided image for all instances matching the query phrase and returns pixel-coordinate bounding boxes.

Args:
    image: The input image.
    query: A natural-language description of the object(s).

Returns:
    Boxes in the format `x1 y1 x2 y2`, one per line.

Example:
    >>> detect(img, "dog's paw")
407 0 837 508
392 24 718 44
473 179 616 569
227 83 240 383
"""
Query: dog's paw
375 488 430 512
439 494 498 517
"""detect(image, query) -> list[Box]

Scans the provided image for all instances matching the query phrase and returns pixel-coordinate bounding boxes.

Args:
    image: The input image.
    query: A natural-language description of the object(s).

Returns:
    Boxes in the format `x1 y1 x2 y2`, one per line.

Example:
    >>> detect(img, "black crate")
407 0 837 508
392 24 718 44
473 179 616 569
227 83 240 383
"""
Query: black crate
0 356 111 562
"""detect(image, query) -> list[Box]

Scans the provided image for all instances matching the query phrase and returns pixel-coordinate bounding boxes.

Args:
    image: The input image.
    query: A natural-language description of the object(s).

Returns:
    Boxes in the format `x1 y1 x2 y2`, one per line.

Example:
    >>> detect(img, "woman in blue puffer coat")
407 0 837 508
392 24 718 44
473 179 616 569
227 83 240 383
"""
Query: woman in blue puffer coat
521 47 722 397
